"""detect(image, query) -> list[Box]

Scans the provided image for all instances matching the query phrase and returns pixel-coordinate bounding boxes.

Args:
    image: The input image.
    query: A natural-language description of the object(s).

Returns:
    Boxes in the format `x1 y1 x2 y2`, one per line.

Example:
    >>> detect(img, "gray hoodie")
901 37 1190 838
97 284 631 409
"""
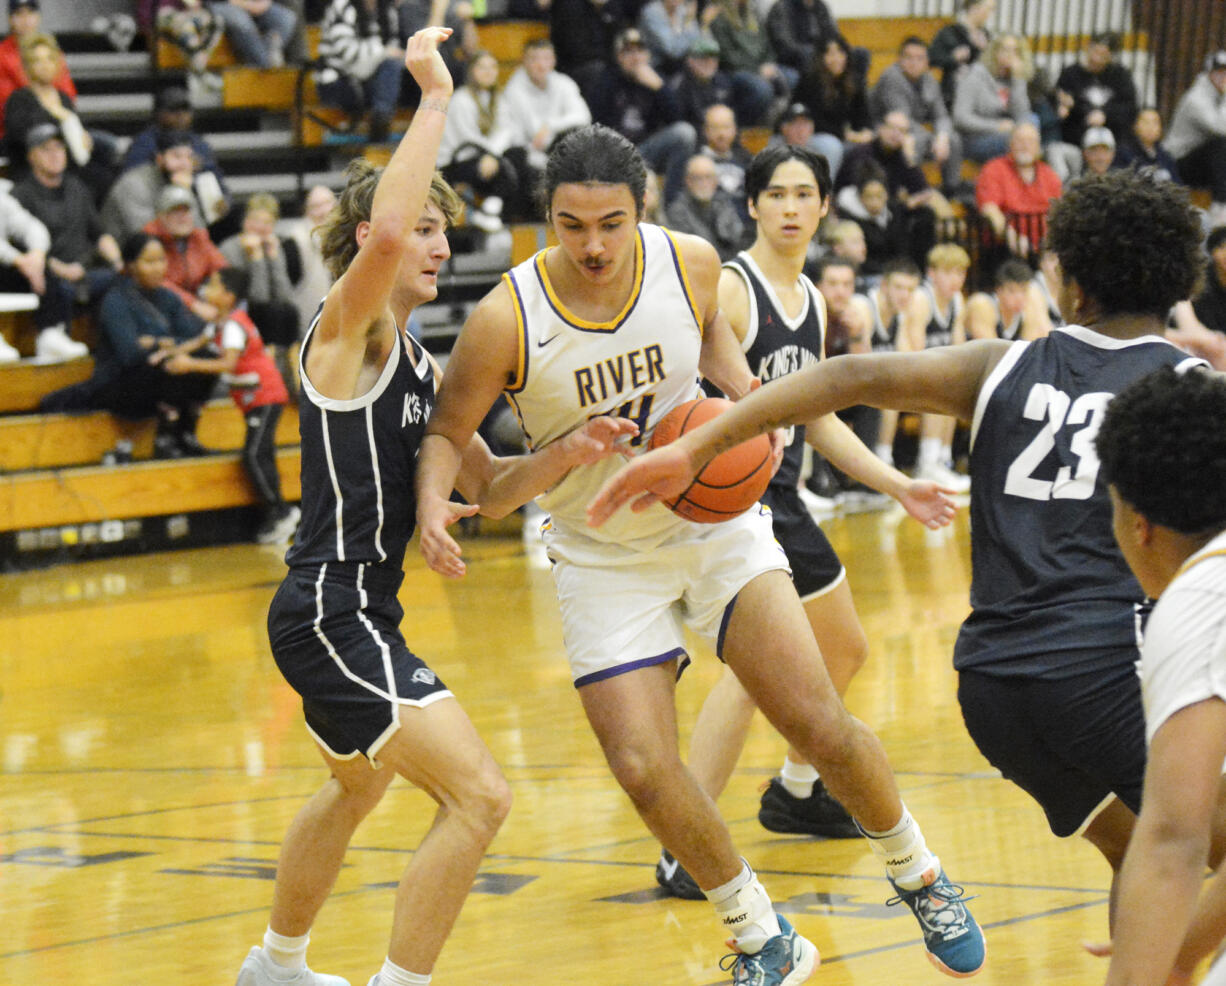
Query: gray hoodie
1166 73 1226 160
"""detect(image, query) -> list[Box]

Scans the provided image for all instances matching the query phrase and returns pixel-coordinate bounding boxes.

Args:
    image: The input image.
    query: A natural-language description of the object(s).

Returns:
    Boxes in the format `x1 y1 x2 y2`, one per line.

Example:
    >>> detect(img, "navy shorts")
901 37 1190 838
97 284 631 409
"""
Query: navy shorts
957 659 1145 837
762 485 845 599
268 562 452 762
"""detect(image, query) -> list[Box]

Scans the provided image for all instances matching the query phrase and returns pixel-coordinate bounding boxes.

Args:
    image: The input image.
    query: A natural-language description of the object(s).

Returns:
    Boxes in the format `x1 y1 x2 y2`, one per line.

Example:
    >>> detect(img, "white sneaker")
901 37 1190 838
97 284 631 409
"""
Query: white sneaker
0 334 19 362
469 208 504 233
257 506 301 545
798 485 839 515
916 461 971 493
235 946 350 986
36 325 88 361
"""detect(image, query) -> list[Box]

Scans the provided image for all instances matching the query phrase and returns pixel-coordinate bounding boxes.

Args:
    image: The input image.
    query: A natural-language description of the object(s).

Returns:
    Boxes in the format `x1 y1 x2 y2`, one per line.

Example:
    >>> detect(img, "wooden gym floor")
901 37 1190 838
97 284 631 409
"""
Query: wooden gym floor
1 506 1122 985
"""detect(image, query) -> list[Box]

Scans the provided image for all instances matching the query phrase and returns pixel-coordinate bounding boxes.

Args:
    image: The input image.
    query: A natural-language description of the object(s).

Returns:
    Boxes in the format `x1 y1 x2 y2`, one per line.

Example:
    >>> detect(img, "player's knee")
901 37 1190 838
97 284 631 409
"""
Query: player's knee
453 763 512 843
604 744 673 809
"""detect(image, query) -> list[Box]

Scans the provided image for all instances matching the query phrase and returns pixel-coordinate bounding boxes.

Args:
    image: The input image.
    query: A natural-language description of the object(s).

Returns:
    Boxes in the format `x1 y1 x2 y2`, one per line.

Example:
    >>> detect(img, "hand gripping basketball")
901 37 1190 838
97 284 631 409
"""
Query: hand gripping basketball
646 397 773 523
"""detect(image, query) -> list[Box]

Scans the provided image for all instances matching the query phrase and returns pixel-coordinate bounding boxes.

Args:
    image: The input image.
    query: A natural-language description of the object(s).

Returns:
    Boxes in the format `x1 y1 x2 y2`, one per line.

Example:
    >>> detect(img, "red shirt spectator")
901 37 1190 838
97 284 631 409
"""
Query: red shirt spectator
0 0 76 140
143 185 228 318
976 122 1061 253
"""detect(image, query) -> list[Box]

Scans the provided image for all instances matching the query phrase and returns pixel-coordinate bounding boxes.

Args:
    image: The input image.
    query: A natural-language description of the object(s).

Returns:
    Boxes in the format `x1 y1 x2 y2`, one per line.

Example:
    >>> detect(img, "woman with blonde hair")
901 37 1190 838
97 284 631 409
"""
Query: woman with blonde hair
953 31 1033 163
436 48 520 230
4 34 91 172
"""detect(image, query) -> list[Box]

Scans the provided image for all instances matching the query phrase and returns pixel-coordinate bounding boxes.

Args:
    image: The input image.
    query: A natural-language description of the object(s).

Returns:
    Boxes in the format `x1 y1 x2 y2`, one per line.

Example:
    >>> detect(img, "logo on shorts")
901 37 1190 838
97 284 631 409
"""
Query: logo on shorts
411 668 436 685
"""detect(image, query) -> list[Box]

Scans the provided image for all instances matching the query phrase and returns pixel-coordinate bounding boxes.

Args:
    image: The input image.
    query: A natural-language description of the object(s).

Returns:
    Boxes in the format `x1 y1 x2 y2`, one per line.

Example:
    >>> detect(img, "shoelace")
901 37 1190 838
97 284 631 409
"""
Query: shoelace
886 877 976 909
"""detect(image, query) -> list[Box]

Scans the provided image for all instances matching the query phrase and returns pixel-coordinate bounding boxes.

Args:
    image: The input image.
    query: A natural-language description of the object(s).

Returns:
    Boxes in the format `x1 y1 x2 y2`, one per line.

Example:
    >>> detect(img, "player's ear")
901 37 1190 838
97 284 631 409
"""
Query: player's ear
354 220 371 249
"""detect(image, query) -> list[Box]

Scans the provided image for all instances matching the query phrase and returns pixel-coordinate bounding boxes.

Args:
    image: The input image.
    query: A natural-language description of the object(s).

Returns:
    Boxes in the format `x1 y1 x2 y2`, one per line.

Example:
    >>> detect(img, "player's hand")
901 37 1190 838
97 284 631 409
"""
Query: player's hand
898 478 958 529
587 443 695 527
767 428 786 477
417 492 478 579
405 27 454 98
559 415 639 467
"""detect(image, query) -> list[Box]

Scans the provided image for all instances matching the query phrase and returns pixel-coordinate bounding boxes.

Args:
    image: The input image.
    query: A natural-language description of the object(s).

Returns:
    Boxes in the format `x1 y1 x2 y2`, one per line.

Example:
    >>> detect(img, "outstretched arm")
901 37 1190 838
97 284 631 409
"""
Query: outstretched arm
587 343 1007 526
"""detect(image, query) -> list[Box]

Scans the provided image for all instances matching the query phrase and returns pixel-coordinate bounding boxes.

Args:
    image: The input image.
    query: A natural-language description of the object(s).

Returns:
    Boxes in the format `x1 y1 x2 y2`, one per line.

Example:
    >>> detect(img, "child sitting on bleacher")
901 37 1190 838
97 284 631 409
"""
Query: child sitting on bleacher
155 266 299 545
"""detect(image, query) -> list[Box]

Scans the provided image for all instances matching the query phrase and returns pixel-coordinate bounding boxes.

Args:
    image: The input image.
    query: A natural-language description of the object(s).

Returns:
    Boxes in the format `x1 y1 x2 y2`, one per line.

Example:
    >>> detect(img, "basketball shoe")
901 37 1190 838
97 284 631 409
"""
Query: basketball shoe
236 947 350 986
886 869 985 977
758 777 860 838
719 914 818 985
654 847 704 900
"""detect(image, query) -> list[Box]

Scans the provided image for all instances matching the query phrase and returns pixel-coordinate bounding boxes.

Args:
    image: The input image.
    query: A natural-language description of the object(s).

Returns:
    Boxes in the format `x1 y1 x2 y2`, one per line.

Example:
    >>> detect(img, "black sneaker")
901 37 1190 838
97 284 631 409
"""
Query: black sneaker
655 848 705 900
176 433 210 457
153 434 183 459
758 776 860 838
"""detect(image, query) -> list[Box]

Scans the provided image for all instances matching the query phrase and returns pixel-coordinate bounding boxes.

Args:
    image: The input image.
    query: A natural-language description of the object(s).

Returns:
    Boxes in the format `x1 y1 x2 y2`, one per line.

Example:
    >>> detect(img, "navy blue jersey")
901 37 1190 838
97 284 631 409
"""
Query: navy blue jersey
920 281 961 348
956 326 1203 677
862 288 900 352
286 311 435 574
724 252 826 491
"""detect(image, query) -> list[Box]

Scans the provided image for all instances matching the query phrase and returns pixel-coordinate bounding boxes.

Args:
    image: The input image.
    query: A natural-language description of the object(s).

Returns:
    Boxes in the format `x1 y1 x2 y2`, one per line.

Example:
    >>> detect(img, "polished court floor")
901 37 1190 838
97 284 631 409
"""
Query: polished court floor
1 505 1124 984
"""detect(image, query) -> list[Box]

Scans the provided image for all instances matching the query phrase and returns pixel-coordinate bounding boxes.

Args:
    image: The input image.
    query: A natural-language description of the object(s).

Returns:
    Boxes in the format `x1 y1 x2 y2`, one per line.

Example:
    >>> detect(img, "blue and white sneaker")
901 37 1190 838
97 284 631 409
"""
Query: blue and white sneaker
719 914 818 985
887 870 985 977
235 947 350 986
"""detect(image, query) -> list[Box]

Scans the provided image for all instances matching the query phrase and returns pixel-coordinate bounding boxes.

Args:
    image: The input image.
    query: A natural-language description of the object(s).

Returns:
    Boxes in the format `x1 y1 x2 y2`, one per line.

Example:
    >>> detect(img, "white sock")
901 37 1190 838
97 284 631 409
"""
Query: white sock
377 957 431 985
706 860 781 954
780 756 819 799
918 437 942 467
940 444 954 468
262 927 309 972
873 442 894 466
861 806 939 891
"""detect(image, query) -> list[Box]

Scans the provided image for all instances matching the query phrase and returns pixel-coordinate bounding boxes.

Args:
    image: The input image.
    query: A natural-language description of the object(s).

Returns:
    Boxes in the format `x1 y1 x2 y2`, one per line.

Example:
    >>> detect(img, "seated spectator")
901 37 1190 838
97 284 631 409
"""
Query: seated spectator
436 49 521 230
102 130 226 242
768 101 840 178
2 33 102 189
281 184 336 344
1116 106 1180 183
1166 51 1226 228
0 172 81 362
965 256 1050 340
1032 241 1064 328
665 153 745 259
587 28 696 204
824 218 868 284
975 121 1061 257
928 0 994 109
145 0 224 94
12 123 122 359
1191 225 1226 336
791 33 872 181
144 184 228 322
707 0 794 111
1054 31 1137 149
315 0 403 143
953 32 1032 164
154 267 299 542
396 0 479 97
39 232 214 460
210 0 297 69
121 85 230 223
1080 125 1118 177
499 38 592 199
765 0 838 78
698 102 752 217
219 193 299 373
870 36 965 194
637 0 700 81
836 110 945 264
549 0 629 101
833 159 910 277
673 37 771 131
0 0 73 143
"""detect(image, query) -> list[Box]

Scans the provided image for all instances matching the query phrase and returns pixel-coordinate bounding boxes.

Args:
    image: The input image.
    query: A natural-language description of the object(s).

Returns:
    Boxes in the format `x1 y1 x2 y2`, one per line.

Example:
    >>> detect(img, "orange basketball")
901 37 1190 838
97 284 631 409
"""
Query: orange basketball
647 397 773 524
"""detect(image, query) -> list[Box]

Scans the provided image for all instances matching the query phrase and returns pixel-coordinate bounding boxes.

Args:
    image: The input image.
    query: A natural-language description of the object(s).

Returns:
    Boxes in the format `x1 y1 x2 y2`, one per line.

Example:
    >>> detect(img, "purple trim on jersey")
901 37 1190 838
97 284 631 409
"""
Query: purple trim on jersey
505 270 530 395
533 228 648 333
573 646 689 688
660 229 701 332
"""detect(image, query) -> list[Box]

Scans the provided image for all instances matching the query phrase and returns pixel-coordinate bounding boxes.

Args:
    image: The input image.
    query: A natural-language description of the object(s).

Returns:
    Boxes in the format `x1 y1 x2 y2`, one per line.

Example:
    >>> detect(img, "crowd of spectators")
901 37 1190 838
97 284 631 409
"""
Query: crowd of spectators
4 0 1226 517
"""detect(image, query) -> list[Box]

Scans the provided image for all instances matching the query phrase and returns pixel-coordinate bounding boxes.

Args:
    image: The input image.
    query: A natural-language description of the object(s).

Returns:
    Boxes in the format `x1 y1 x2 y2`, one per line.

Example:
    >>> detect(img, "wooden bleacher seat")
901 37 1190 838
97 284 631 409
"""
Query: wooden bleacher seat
0 449 302 533
156 35 236 71
0 400 300 472
0 358 94 414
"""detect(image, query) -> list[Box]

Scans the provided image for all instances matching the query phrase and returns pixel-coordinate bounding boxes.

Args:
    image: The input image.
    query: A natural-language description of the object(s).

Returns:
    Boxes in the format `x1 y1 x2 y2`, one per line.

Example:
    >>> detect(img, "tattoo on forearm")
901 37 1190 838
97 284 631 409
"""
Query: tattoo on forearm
419 98 449 115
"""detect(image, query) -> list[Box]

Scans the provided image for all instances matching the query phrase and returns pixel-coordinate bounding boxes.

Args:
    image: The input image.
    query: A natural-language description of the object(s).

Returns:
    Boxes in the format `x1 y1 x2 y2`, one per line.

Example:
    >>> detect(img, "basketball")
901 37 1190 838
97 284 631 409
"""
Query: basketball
647 397 773 524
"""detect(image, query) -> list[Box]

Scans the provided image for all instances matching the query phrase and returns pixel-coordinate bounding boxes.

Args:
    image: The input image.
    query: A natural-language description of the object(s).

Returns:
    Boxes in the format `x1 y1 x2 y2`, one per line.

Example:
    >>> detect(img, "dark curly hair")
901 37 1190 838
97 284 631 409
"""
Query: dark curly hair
541 124 646 220
1096 365 1226 534
1046 170 1202 318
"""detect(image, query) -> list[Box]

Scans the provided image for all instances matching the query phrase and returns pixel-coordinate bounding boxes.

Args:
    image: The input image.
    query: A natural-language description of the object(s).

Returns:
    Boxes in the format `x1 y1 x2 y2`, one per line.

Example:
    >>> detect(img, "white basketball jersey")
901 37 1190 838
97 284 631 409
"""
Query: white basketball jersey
504 223 705 547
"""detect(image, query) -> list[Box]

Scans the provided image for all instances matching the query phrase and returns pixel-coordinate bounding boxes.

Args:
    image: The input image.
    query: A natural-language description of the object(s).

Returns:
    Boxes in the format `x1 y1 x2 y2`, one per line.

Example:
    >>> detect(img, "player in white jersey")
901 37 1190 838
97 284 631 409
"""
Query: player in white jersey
1095 366 1226 986
416 123 985 982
